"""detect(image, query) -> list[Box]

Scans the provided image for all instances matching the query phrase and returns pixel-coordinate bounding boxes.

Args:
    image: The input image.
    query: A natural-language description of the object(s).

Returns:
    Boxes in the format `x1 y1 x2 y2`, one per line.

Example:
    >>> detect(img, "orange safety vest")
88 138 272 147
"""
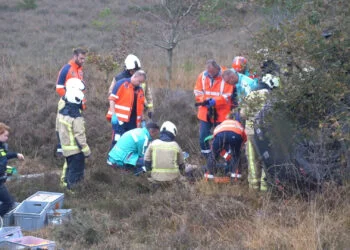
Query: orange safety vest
194 71 234 123
56 59 84 97
213 119 247 143
106 81 145 126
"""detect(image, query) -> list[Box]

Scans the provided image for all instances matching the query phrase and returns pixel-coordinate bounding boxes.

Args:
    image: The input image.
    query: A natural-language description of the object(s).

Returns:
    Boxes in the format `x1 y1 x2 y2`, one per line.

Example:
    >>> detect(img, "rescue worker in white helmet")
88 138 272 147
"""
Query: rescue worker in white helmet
108 54 154 121
57 81 91 189
242 73 281 192
55 48 88 156
143 121 186 182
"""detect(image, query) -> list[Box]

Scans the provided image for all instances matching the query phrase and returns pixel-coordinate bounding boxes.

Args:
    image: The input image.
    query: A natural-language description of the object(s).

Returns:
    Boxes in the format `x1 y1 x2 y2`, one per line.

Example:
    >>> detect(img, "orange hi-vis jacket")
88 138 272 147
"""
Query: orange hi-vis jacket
194 71 234 123
56 59 84 97
213 119 247 143
106 79 145 127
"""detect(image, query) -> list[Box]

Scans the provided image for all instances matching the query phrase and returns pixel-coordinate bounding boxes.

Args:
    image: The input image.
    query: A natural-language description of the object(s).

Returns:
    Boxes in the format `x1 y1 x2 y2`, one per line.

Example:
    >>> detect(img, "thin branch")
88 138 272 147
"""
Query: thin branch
129 1 170 26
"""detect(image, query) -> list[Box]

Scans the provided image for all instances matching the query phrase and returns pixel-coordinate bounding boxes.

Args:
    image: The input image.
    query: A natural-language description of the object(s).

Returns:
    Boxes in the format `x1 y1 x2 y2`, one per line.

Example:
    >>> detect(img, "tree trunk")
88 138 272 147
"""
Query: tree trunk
166 48 173 89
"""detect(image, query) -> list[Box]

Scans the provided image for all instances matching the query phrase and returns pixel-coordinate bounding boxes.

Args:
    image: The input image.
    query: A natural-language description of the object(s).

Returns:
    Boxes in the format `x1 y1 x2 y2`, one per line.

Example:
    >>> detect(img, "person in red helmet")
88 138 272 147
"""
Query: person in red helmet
232 56 249 75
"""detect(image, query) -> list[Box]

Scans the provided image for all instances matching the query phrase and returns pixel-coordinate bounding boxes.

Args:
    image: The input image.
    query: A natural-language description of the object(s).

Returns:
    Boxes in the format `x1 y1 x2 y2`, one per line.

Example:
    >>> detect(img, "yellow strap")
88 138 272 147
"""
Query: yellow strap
81 146 90 153
152 168 179 173
59 118 77 148
62 145 80 151
247 140 256 179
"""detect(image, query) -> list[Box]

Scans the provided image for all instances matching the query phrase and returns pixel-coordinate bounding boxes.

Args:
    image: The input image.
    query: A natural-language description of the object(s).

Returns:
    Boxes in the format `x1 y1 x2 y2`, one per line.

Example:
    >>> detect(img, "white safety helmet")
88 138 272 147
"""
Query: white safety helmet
65 78 85 91
65 87 84 105
160 121 177 137
261 74 280 89
124 54 141 70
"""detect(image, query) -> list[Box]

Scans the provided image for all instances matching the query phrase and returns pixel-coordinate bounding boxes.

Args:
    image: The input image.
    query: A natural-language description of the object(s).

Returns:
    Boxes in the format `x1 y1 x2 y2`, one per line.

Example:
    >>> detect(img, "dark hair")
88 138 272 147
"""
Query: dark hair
146 122 160 130
73 48 88 56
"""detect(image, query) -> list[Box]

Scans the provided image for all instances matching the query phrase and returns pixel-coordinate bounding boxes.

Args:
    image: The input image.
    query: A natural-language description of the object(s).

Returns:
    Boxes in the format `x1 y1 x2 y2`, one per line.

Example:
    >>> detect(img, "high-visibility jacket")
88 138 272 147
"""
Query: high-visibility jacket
56 59 84 97
144 139 184 182
108 127 151 166
194 71 234 123
57 113 90 157
213 119 247 143
0 142 17 176
111 70 154 112
106 79 145 127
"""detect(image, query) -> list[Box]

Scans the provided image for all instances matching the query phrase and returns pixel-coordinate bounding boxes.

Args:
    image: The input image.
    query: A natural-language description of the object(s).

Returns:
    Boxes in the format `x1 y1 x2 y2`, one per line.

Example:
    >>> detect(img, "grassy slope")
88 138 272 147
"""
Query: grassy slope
1 0 350 249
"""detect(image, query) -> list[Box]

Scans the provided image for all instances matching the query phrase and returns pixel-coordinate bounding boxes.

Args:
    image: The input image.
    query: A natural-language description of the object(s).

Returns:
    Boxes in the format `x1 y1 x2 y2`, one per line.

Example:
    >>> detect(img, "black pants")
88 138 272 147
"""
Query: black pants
207 131 243 174
65 152 85 189
0 183 14 217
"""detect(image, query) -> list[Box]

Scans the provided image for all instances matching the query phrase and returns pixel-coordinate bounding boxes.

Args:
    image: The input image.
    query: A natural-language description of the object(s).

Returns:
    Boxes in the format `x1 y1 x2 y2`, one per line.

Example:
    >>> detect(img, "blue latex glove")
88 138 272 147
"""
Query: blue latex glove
111 114 118 125
206 98 216 107
141 120 146 128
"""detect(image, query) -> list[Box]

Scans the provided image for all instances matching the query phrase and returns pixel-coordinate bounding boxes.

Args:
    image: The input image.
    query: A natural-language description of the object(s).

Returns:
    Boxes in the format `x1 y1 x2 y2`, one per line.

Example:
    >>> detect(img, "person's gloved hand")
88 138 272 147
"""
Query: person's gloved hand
206 98 216 107
147 111 153 119
141 120 147 128
111 114 118 125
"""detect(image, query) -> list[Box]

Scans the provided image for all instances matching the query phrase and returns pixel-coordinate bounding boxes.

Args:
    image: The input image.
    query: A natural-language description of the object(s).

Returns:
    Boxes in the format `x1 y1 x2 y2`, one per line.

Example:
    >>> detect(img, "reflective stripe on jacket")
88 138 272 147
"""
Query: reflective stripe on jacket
141 82 154 111
213 119 247 143
0 143 17 176
106 80 145 126
56 59 84 97
144 140 184 182
194 71 234 123
57 114 90 157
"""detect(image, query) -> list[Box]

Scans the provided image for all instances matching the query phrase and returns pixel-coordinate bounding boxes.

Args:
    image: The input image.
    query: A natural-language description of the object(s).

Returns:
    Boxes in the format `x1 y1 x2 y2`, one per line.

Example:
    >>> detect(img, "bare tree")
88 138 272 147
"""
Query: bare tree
132 0 225 87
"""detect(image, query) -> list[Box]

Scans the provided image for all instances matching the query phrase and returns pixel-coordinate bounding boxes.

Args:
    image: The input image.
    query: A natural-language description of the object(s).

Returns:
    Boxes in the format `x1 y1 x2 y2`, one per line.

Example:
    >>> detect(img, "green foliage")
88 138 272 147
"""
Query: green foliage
182 60 195 72
17 0 37 10
252 0 350 169
91 8 112 30
198 0 243 28
87 52 119 84
98 7 111 18
261 0 304 13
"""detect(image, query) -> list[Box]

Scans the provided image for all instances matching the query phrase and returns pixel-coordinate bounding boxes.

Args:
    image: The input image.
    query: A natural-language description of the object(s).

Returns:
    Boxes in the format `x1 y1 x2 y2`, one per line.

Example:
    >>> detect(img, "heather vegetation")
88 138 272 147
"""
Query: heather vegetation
0 0 349 249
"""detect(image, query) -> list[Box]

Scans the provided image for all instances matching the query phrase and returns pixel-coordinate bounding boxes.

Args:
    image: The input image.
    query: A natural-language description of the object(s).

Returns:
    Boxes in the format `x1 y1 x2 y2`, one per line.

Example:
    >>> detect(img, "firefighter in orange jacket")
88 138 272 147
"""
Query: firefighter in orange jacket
194 61 238 158
106 70 147 148
55 48 87 155
205 117 247 179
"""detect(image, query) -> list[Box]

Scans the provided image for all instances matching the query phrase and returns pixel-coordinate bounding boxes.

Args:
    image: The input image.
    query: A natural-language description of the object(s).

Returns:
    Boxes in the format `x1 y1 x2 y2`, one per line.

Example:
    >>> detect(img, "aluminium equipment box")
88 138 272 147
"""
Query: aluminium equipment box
0 236 56 250
13 201 50 231
3 202 20 226
0 226 23 242
25 191 64 211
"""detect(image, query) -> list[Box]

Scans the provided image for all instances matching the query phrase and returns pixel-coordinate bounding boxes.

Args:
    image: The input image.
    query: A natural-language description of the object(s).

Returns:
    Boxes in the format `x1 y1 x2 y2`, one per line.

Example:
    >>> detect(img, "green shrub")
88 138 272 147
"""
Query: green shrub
17 0 37 10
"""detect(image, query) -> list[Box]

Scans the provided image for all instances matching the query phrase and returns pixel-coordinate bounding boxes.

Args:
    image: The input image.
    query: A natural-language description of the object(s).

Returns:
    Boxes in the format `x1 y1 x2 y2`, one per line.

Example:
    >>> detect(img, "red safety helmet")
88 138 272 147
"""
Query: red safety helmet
232 56 247 73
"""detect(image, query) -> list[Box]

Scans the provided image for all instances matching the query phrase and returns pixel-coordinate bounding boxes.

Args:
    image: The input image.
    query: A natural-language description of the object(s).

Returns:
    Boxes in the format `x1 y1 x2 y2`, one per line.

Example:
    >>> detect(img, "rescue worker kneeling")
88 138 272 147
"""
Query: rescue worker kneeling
205 116 247 179
143 121 186 182
57 81 91 189
107 122 160 172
